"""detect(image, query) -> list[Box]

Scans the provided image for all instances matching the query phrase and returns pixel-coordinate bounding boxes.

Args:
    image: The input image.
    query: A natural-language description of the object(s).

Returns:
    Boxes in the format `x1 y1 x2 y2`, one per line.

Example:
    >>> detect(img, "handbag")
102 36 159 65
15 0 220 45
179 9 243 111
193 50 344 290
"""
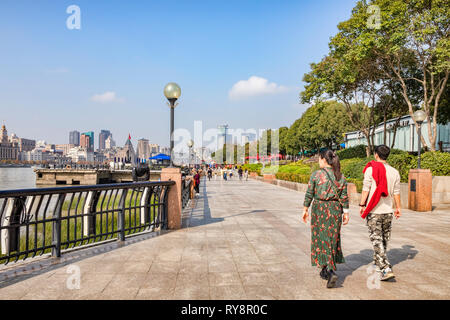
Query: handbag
322 168 345 214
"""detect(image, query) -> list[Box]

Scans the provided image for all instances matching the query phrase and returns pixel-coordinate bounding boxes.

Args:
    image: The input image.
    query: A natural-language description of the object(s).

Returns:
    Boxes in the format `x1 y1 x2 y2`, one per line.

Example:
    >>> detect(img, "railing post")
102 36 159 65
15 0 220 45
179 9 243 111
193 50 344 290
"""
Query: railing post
160 168 182 230
117 188 127 241
0 197 25 255
162 186 169 230
52 194 65 258
140 187 152 224
83 190 100 237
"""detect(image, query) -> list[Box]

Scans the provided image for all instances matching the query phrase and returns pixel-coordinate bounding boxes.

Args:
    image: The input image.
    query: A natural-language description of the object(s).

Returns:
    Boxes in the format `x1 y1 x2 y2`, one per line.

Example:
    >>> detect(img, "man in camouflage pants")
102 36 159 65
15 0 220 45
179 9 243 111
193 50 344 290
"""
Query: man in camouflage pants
360 145 401 281
366 213 393 273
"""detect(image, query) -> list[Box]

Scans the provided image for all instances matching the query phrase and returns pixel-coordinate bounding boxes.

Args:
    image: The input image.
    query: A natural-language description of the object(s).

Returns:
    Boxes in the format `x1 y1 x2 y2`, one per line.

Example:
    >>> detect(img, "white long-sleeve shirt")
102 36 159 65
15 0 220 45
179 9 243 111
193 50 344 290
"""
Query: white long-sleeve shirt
362 162 401 214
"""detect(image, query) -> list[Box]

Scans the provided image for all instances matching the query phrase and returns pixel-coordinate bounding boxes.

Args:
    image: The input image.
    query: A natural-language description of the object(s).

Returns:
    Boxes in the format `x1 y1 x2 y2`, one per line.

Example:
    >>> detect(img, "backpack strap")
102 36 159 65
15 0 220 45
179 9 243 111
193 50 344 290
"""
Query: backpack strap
321 168 344 212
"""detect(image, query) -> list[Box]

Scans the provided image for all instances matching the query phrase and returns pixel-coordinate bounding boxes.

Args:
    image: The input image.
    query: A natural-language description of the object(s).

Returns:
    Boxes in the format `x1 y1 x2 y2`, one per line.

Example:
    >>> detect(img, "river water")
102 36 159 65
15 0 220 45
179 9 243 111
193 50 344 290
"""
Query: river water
0 167 36 191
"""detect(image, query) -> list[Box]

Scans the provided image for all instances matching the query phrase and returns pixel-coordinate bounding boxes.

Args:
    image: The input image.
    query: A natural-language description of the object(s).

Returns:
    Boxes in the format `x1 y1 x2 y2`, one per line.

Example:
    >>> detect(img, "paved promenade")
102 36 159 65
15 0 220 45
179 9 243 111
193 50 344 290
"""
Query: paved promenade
0 177 449 300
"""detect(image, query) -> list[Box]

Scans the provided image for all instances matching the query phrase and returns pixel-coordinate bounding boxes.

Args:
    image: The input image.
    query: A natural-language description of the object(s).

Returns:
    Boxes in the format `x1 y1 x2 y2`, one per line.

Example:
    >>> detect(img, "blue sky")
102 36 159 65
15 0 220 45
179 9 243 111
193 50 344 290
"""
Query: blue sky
0 0 357 148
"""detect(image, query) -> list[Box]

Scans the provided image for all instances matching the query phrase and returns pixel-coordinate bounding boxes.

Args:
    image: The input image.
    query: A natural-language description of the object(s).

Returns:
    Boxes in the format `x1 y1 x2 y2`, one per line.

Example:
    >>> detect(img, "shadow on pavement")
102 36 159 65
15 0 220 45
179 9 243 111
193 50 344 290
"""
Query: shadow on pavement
0 230 165 289
337 244 419 287
182 179 224 228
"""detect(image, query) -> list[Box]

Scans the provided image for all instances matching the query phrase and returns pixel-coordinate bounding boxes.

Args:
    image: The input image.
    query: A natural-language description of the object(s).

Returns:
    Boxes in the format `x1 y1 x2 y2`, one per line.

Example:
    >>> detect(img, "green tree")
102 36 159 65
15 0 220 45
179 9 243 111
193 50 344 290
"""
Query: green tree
330 0 449 150
285 101 355 156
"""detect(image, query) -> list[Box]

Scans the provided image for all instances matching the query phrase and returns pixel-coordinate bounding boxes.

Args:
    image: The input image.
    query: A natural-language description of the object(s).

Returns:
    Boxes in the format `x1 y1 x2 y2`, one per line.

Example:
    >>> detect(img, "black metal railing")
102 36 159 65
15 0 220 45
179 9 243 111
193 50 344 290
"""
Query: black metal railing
181 178 192 209
0 181 174 265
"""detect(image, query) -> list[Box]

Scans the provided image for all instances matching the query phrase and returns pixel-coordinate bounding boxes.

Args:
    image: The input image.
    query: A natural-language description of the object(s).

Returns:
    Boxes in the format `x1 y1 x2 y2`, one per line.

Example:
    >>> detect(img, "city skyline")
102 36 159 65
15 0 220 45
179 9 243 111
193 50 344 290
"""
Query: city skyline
0 0 357 146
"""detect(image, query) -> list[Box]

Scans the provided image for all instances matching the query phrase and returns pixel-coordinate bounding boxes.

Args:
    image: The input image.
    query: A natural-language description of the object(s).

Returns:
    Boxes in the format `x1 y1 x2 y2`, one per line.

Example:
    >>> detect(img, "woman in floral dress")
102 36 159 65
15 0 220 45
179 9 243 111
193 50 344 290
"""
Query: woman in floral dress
302 149 349 288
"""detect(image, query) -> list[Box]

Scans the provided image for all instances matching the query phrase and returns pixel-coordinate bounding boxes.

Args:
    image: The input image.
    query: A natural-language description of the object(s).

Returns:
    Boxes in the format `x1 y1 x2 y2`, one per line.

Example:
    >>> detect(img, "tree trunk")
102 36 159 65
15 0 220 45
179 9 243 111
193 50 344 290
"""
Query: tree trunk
390 116 402 149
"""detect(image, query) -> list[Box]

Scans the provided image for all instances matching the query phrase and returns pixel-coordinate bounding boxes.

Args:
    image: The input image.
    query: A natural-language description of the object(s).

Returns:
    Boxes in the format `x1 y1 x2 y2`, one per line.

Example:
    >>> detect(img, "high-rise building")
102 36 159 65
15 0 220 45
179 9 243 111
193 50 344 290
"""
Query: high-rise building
149 143 160 154
98 130 111 151
136 138 151 161
69 131 80 146
105 135 116 149
80 134 91 151
81 131 94 151
217 125 230 150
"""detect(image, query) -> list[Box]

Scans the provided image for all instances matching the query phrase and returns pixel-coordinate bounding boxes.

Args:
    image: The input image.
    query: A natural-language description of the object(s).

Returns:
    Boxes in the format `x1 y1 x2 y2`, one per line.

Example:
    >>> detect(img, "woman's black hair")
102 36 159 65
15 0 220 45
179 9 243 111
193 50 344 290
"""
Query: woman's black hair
319 149 342 181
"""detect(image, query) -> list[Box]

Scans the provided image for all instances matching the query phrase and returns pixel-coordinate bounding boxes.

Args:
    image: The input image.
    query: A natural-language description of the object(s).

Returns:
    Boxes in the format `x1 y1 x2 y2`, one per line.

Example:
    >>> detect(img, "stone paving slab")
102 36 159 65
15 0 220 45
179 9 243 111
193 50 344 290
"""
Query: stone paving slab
0 177 449 300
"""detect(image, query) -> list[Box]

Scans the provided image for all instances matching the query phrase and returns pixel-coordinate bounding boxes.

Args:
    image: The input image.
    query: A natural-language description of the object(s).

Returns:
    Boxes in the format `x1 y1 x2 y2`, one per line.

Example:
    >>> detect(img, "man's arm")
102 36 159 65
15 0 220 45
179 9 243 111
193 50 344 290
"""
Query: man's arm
393 172 401 219
360 167 372 216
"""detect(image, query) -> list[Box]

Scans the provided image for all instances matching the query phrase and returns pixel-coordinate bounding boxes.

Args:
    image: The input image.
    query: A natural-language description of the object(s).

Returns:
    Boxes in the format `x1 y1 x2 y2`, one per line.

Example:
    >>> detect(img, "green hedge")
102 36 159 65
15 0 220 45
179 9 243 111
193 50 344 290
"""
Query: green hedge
256 151 449 187
275 172 310 184
242 163 263 176
340 157 374 180
387 151 450 182
337 145 367 159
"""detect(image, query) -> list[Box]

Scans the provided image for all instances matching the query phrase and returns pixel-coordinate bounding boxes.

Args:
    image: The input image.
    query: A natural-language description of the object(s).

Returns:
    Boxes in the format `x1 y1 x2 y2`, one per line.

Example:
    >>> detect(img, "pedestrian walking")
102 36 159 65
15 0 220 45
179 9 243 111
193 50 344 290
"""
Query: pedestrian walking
194 171 201 195
207 167 212 181
238 167 243 181
302 149 349 288
359 145 401 281
244 169 249 181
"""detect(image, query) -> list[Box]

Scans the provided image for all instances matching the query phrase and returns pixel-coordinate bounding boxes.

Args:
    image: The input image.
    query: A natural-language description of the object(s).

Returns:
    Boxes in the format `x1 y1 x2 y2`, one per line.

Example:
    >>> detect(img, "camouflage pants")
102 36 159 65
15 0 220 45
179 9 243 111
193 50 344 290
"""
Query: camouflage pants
366 213 393 272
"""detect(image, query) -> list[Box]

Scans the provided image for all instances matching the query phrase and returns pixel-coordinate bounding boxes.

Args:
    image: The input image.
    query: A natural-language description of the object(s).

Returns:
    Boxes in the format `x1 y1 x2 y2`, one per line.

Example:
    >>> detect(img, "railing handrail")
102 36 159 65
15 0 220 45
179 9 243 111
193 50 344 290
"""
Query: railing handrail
0 181 175 198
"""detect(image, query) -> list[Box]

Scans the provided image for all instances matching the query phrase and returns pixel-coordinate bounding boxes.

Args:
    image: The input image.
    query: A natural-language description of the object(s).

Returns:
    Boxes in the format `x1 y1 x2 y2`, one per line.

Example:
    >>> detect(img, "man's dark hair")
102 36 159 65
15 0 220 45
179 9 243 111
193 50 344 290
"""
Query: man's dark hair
374 145 390 160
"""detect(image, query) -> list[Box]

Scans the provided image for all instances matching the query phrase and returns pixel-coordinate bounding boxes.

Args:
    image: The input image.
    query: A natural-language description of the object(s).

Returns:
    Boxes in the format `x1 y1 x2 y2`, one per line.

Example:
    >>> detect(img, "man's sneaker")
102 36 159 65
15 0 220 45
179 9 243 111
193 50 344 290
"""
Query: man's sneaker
381 268 395 281
326 270 338 288
320 267 329 280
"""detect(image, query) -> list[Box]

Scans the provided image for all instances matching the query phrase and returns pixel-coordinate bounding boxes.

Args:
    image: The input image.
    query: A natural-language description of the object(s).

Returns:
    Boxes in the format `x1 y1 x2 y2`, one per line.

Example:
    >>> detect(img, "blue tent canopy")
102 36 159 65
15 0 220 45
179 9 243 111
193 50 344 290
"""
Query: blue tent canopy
149 153 170 160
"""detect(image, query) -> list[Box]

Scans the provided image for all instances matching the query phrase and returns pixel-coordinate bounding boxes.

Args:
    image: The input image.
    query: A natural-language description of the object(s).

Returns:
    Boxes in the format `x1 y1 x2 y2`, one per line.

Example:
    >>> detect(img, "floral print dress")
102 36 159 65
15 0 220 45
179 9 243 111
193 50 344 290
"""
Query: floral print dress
303 167 349 271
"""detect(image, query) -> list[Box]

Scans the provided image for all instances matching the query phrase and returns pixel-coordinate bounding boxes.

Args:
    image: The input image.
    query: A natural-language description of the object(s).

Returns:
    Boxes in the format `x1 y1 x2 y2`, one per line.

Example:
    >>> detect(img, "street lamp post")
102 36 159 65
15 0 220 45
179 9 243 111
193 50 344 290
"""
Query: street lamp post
187 139 194 169
413 110 427 169
164 83 181 167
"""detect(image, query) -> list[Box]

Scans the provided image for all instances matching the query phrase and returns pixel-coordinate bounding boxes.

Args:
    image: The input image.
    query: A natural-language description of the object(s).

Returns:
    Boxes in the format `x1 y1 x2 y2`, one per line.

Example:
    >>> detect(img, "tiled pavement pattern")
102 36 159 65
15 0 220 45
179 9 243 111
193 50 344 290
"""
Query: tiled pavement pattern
0 177 449 300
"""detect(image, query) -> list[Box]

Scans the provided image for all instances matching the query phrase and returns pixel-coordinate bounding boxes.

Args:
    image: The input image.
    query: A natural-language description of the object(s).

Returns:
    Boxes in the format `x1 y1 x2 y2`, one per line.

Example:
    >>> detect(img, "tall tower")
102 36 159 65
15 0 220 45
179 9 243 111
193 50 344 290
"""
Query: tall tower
136 138 151 161
81 131 94 151
69 130 80 146
1 124 8 143
217 124 229 150
99 130 111 151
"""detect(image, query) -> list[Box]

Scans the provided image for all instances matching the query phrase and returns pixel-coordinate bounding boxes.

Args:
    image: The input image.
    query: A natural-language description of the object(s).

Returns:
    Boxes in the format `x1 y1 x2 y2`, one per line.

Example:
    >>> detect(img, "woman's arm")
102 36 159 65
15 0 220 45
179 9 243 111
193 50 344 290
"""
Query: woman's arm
302 173 315 223
341 179 349 211
341 179 350 225
303 172 315 208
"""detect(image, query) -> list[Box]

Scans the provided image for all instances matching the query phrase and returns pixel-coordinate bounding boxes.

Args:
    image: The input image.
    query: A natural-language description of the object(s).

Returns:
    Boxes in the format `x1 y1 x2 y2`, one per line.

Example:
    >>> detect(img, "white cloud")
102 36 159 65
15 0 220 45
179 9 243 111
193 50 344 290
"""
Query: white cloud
90 91 124 103
229 76 288 100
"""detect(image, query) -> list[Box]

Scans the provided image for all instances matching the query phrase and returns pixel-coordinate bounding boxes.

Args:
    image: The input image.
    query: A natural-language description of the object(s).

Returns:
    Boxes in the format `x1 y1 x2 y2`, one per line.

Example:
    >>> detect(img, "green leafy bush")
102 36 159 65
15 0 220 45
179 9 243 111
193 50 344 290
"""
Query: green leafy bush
420 152 450 176
386 153 415 182
340 157 373 180
278 165 311 175
242 163 263 176
337 145 367 159
275 172 310 184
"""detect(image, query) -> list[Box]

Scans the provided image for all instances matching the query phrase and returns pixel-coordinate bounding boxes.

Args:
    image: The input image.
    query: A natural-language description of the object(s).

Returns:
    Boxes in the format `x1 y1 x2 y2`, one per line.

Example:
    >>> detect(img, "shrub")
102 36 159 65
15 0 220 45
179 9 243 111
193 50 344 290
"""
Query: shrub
275 172 310 184
278 165 311 175
242 163 263 176
420 152 450 176
340 157 373 181
386 153 415 182
337 145 367 159
389 148 409 156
